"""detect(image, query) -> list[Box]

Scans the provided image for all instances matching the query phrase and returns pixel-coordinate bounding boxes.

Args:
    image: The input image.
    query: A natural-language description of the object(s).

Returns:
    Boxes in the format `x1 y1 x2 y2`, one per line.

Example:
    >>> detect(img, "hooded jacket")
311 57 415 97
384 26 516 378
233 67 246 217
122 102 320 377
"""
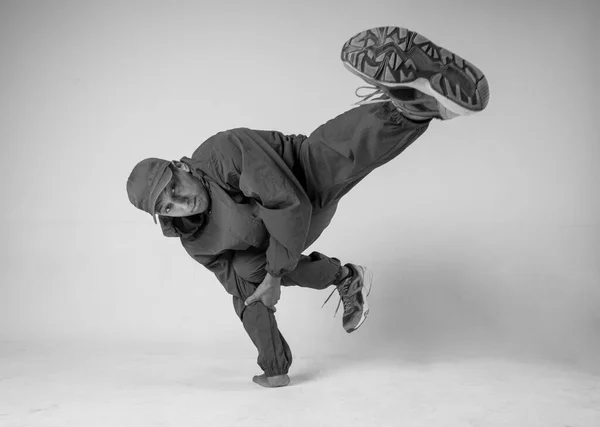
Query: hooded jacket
157 128 312 288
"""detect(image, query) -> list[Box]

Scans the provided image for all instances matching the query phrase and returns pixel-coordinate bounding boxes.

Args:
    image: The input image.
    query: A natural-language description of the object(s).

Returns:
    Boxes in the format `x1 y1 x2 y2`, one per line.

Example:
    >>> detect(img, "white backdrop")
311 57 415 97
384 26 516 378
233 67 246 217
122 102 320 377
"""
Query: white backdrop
1 0 598 371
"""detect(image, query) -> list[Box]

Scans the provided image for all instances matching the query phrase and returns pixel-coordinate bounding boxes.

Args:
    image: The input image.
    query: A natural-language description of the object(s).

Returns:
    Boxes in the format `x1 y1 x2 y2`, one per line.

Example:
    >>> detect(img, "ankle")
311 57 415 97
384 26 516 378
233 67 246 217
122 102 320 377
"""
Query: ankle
333 265 352 286
401 113 432 123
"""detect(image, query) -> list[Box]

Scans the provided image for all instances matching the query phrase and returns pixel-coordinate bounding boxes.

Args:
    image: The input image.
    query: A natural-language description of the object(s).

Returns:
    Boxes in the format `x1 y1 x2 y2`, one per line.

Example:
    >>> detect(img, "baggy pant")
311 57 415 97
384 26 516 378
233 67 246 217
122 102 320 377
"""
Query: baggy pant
231 103 430 376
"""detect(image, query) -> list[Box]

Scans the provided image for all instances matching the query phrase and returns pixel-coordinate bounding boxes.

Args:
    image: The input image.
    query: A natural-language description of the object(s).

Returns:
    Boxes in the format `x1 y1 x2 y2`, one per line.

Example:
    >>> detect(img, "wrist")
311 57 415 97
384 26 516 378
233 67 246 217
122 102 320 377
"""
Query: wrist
265 273 282 285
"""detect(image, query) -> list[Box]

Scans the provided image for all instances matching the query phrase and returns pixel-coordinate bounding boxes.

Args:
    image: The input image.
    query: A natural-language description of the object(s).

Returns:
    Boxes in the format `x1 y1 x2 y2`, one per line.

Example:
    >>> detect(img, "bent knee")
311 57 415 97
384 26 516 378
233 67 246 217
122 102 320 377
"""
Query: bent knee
232 251 268 284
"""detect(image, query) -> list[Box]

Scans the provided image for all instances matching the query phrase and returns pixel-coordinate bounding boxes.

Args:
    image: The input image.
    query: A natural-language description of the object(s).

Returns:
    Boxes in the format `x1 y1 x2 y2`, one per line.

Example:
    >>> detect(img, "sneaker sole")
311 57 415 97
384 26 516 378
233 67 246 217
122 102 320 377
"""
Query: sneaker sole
341 27 490 116
347 265 373 333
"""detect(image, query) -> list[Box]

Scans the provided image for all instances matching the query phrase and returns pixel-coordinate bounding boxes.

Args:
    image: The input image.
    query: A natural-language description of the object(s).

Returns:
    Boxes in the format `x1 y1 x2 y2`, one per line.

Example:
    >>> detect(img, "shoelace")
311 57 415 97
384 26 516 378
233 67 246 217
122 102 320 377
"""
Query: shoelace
356 85 438 107
355 85 448 121
321 278 353 318
354 85 391 105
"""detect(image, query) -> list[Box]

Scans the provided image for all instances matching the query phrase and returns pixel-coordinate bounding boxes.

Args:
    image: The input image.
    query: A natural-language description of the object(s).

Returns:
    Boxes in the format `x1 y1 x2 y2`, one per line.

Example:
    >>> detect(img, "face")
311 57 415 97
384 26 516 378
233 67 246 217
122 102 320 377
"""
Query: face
154 161 210 217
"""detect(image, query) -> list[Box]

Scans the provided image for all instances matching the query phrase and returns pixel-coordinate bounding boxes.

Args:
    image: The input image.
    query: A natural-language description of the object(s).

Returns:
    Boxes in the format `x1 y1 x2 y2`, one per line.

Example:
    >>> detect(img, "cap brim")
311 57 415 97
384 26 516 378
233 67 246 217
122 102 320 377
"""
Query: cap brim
148 165 173 224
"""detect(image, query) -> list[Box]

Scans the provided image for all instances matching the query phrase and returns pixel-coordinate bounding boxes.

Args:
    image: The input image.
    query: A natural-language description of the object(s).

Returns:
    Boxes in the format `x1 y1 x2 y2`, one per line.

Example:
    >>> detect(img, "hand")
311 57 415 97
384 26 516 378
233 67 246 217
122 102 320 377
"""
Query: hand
244 274 282 312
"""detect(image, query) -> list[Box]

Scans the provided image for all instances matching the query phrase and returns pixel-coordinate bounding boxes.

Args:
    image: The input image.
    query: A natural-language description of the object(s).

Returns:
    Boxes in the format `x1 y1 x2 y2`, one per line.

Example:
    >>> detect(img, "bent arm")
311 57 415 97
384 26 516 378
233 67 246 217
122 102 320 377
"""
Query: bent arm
189 129 312 277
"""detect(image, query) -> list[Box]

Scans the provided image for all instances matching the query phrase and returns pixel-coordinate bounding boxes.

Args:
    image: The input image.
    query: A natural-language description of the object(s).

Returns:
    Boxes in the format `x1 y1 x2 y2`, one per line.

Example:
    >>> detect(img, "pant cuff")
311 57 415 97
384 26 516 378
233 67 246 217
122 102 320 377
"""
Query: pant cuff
376 102 432 126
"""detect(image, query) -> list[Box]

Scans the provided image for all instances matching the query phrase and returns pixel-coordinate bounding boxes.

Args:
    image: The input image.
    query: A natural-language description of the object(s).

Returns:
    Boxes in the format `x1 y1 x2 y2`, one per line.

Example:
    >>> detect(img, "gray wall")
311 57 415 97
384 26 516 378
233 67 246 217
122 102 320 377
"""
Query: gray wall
1 0 598 370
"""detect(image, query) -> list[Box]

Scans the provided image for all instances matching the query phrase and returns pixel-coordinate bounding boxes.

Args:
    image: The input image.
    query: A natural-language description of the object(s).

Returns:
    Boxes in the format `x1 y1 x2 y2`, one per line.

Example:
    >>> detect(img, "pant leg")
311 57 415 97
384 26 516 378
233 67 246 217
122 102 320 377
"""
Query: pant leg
227 203 346 375
232 295 292 376
284 203 344 289
229 245 344 376
233 245 342 292
229 252 292 376
298 102 430 210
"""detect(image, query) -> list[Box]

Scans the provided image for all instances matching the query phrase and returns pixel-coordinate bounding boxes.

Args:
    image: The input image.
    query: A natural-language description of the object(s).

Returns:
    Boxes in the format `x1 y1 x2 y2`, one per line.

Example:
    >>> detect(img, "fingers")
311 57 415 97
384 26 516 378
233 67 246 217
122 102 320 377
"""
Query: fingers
244 282 280 310
244 293 259 306
245 296 279 309
245 281 269 306
244 294 279 312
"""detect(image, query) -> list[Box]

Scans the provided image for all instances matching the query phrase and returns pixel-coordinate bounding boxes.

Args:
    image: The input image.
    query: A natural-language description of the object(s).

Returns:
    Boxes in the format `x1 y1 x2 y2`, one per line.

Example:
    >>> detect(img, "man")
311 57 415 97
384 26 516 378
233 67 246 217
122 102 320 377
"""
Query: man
126 26 489 388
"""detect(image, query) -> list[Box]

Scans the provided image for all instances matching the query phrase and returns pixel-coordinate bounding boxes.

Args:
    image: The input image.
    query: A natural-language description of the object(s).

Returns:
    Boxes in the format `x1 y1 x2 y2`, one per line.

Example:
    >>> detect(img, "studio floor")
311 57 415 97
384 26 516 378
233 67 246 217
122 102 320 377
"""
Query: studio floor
1 341 599 427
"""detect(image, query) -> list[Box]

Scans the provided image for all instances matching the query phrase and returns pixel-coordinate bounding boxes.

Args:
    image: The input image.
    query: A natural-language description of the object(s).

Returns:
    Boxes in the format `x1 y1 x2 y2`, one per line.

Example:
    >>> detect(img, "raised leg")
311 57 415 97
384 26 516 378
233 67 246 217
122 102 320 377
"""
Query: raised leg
298 102 430 210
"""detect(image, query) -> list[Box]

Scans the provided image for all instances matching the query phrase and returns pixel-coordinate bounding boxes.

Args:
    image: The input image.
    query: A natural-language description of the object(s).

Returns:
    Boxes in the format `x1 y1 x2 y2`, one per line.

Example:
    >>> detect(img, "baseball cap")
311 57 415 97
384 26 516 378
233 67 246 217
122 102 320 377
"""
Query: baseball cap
126 158 173 224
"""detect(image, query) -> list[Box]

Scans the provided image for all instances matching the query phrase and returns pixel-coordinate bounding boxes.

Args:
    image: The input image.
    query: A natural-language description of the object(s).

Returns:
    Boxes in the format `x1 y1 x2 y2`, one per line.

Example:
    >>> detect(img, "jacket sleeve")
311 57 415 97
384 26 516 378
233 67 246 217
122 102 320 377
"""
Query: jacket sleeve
192 129 312 277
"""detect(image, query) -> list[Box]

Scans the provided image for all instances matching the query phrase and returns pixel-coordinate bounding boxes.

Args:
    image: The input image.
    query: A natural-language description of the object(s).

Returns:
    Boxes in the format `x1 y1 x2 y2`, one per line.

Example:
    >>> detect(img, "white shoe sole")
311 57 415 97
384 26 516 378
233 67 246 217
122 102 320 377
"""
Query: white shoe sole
341 26 490 117
348 265 373 332
344 63 478 117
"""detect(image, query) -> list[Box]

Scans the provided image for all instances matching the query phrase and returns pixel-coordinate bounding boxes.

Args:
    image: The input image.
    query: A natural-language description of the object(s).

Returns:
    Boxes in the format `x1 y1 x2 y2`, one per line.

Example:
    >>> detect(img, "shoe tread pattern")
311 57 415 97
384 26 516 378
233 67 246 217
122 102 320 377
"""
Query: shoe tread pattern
341 27 490 111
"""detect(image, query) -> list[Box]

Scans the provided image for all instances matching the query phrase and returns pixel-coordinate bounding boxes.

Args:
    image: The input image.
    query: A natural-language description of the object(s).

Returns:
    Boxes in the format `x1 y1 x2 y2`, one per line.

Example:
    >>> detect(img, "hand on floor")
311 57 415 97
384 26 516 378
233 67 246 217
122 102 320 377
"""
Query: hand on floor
252 373 290 388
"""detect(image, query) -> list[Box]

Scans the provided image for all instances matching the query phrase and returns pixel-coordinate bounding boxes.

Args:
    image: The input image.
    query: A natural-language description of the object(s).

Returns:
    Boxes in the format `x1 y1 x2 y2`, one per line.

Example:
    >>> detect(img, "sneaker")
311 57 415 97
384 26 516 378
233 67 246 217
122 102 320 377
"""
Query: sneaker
322 264 373 333
341 26 490 120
